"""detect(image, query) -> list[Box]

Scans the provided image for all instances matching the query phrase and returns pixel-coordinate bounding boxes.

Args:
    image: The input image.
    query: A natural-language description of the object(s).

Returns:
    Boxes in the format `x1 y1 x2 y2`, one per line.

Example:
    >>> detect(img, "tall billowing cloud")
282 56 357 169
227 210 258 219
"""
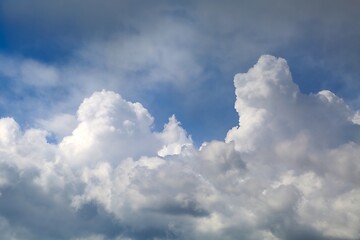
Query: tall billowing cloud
0 56 359 239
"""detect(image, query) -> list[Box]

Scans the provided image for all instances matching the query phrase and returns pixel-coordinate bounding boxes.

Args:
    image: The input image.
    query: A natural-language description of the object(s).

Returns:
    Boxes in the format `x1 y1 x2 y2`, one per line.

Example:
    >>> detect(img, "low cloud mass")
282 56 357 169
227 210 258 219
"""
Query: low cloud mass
0 56 360 239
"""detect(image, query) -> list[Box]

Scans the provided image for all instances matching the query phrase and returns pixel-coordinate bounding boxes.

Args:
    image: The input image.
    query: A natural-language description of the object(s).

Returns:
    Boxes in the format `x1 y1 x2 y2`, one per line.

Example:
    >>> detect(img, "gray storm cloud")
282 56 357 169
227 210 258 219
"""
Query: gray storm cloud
0 56 360 239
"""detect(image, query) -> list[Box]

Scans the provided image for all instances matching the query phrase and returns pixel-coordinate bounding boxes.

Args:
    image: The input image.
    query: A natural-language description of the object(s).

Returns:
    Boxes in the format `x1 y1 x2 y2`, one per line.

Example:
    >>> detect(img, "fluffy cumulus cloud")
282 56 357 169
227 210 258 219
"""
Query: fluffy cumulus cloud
1 55 360 239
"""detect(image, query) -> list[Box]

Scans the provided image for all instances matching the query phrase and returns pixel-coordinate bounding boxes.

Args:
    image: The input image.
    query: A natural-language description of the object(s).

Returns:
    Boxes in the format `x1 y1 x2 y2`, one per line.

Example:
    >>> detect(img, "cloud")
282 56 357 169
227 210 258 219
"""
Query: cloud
74 19 203 88
0 55 59 87
0 17 205 129
37 113 77 140
0 55 360 239
2 0 360 146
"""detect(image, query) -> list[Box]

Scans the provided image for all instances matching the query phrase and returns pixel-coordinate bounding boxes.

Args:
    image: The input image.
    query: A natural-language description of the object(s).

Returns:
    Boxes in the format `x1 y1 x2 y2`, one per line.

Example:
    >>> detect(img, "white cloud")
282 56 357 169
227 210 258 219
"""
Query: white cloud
19 59 59 87
0 18 205 131
157 115 192 157
37 113 77 140
0 55 360 239
73 18 203 90
0 55 59 87
59 90 191 168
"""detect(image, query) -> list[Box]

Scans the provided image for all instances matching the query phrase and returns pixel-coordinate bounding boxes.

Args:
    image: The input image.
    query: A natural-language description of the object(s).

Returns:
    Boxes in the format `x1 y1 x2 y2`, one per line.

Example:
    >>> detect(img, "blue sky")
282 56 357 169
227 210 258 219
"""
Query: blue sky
1 1 360 239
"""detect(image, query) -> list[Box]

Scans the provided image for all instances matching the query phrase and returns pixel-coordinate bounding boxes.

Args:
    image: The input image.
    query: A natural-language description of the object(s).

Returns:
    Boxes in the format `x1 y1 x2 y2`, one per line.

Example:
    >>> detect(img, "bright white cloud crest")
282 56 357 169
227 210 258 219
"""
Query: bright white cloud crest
0 55 360 239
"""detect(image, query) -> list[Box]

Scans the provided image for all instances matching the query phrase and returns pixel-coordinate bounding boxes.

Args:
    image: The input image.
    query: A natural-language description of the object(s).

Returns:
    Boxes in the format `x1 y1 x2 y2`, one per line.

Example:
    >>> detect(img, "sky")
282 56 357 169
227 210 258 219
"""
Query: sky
0 0 360 239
